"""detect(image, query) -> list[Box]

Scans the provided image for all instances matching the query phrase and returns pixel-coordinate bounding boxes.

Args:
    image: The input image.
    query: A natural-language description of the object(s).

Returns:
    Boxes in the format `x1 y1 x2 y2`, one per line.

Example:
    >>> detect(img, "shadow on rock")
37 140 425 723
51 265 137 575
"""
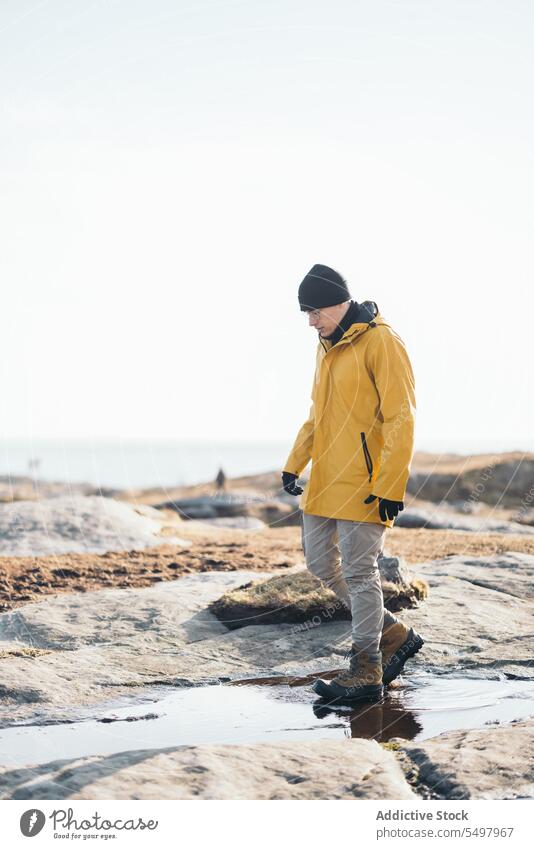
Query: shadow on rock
0 746 181 800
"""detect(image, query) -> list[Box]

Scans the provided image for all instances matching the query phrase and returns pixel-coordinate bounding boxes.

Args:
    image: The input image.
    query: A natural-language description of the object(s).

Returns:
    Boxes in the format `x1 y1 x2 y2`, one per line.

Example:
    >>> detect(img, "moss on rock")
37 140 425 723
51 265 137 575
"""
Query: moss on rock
209 567 428 630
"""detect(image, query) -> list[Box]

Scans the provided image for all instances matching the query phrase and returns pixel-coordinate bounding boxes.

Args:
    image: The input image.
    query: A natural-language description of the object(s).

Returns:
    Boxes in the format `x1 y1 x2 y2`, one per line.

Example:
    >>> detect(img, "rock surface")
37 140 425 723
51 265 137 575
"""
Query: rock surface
399 719 534 799
397 554 534 680
153 494 299 526
1 553 532 726
0 551 532 799
197 516 266 530
0 496 189 556
0 569 274 724
415 552 534 600
396 507 534 535
0 739 416 800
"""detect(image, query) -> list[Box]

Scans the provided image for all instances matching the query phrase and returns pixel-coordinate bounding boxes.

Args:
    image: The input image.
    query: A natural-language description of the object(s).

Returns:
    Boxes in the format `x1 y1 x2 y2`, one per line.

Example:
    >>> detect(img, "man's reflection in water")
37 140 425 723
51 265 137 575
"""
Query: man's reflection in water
313 696 422 742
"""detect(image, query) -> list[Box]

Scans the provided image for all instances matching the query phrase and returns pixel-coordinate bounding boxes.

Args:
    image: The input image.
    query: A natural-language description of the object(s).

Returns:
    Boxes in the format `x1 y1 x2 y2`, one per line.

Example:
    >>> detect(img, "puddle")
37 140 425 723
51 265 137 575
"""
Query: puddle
1 675 533 768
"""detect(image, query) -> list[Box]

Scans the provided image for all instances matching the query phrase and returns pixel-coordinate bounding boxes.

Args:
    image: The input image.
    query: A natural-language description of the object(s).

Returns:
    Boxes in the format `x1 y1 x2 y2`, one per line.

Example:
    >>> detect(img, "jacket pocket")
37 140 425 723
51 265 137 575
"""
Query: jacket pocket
360 432 373 482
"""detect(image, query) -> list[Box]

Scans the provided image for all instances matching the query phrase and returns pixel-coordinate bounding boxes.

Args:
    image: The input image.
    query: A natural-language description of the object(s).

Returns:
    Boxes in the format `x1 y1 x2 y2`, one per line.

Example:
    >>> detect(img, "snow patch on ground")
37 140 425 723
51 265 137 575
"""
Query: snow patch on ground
0 496 189 556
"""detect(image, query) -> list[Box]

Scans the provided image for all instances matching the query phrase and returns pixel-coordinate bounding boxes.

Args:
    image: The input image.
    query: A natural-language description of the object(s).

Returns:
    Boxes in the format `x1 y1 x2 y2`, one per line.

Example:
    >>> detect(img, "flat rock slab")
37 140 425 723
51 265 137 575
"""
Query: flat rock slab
0 570 259 650
0 569 288 724
0 739 416 800
416 552 534 600
399 718 534 800
398 554 534 680
153 494 299 526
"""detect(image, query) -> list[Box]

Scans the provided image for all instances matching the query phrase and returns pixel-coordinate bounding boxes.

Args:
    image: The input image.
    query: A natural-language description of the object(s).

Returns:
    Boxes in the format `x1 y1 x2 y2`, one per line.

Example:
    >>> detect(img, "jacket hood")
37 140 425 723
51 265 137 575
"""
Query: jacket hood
354 300 379 324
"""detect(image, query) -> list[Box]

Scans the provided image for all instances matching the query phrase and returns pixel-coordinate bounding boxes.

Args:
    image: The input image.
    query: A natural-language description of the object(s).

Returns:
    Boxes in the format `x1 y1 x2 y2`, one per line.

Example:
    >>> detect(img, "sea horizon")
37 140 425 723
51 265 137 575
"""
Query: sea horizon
0 437 531 491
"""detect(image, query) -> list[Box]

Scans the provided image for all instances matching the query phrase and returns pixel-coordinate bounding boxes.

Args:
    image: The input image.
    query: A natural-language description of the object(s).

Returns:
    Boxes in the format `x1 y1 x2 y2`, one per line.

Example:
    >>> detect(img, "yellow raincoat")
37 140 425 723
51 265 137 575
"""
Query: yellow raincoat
283 302 416 528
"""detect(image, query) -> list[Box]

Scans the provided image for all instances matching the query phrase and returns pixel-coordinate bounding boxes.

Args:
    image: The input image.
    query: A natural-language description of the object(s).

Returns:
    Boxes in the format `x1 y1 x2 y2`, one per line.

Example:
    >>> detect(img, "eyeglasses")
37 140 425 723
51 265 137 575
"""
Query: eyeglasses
302 308 324 319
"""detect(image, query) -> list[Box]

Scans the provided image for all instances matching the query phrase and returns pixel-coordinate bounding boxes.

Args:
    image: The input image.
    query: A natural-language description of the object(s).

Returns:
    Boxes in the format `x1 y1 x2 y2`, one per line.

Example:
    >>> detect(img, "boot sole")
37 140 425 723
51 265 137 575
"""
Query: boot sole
312 678 384 704
382 628 424 685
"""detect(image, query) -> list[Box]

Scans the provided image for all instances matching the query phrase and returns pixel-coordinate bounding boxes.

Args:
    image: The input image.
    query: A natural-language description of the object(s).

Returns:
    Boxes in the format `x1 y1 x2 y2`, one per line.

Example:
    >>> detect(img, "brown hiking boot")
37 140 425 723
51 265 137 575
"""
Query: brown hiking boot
380 621 424 685
312 648 384 703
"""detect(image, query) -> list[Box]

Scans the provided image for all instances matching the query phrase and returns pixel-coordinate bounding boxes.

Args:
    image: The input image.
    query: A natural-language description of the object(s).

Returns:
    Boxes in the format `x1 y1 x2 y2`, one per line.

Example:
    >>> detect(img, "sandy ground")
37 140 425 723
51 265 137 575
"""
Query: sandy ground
1 512 533 614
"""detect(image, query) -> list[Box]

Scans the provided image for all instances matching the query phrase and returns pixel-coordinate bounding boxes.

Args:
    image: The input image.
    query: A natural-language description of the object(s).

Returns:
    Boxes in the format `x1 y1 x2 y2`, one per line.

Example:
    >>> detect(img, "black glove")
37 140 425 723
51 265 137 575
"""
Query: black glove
364 494 404 522
282 471 303 496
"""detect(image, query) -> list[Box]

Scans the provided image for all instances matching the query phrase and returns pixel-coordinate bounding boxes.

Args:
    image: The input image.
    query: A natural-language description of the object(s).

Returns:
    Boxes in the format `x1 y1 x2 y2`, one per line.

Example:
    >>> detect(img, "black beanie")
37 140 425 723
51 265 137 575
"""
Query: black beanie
298 264 351 311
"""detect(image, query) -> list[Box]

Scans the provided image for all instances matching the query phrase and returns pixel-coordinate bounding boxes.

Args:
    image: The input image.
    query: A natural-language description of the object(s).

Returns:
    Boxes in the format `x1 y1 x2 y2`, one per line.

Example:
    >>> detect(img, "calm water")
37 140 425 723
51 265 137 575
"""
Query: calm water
0 437 531 490
0 439 290 490
1 675 533 768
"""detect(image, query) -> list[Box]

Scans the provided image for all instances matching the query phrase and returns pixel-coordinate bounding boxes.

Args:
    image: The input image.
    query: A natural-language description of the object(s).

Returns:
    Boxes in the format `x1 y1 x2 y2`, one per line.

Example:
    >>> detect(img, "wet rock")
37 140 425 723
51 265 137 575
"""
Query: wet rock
0 739 416 800
97 712 160 724
398 718 534 799
153 494 299 527
157 499 219 519
154 495 257 519
197 517 266 530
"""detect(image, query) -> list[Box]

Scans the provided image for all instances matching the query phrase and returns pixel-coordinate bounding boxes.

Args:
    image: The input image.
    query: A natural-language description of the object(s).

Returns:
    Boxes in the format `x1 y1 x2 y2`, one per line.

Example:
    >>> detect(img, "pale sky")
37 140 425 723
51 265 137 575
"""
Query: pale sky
1 0 532 451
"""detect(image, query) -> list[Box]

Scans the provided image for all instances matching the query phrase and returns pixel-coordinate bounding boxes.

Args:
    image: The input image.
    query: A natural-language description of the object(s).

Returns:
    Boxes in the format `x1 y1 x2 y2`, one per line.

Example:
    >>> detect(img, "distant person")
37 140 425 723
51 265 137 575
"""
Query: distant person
28 458 41 476
215 467 227 491
281 264 423 704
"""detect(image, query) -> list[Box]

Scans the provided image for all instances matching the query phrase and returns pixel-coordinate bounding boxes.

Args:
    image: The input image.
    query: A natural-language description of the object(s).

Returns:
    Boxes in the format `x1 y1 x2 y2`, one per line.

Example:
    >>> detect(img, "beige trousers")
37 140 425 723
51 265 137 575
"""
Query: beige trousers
301 511 398 654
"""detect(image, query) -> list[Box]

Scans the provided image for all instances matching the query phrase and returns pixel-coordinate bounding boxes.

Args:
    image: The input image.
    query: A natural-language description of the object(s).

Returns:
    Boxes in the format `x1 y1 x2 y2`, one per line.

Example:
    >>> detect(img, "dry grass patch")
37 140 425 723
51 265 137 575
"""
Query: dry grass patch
209 569 427 630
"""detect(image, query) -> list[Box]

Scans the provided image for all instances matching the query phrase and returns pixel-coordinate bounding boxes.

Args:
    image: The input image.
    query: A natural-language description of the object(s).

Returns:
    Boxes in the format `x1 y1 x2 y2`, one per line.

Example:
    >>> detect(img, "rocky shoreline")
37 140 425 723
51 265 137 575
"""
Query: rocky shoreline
0 457 533 800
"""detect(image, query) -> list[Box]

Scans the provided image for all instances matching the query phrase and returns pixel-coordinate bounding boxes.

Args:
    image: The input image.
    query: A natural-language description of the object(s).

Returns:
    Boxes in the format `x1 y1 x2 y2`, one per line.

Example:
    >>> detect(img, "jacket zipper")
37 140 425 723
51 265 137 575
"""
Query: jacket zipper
360 432 373 481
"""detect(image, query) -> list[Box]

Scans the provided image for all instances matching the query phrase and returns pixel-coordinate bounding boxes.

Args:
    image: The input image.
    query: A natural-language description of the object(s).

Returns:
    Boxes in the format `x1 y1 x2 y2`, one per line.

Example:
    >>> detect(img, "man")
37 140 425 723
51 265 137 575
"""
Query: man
281 263 423 704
